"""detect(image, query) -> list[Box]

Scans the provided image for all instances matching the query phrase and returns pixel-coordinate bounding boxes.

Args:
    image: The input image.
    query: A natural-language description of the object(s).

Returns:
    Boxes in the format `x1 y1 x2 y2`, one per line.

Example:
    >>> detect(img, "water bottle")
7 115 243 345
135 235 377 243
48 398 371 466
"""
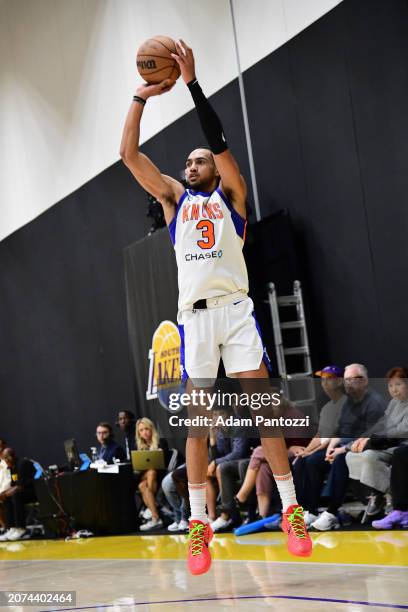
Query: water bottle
90 447 98 463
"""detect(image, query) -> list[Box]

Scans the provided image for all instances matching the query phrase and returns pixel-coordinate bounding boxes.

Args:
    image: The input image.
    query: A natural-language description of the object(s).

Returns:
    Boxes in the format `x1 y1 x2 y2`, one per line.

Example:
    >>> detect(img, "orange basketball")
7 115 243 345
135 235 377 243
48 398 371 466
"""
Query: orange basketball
137 36 181 84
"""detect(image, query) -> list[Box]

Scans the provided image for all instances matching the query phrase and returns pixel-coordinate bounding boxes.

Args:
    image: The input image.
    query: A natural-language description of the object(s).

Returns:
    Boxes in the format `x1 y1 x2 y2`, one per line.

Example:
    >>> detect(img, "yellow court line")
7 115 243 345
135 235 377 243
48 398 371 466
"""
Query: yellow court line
0 531 407 566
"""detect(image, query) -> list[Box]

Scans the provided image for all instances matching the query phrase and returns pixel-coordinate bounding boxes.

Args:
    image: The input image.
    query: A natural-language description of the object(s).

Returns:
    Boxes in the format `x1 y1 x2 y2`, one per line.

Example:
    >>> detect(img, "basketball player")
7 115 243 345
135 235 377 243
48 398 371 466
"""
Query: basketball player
120 40 312 575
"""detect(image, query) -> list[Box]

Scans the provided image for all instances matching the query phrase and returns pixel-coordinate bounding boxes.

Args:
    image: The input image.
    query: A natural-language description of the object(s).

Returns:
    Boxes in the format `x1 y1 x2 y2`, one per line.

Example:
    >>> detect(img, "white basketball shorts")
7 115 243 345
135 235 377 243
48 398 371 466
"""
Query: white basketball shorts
177 296 271 385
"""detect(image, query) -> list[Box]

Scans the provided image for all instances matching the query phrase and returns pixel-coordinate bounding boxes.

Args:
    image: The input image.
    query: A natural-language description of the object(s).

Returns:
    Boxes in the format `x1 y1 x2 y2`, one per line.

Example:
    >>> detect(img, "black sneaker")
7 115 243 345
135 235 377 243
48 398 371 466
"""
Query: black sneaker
220 497 243 527
366 493 386 516
362 493 386 524
232 496 246 510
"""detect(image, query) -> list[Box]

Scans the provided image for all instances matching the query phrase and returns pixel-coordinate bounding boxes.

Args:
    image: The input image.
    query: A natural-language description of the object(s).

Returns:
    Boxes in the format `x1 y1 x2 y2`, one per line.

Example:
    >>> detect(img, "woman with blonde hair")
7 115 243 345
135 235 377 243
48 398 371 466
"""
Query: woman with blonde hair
136 417 160 451
135 417 169 531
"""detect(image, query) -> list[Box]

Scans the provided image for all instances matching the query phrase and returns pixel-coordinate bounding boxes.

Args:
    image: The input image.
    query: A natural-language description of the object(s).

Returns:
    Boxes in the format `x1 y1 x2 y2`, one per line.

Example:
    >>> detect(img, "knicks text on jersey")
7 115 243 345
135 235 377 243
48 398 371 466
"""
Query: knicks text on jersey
168 188 248 311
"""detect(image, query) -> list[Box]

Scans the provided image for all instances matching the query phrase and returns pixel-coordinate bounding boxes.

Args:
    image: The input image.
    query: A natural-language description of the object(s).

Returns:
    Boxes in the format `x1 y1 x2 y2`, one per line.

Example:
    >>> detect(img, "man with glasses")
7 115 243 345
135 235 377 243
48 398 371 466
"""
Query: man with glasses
95 422 126 465
337 364 386 438
307 364 386 531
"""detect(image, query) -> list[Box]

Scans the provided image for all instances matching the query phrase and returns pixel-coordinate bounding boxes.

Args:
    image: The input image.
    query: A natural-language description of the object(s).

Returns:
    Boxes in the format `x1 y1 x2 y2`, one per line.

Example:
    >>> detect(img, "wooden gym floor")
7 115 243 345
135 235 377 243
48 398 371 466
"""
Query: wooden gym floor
0 530 407 611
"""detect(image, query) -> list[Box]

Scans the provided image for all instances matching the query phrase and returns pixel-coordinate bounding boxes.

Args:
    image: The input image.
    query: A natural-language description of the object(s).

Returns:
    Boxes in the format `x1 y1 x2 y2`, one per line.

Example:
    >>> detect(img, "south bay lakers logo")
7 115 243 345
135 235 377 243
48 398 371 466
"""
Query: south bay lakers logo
146 320 181 400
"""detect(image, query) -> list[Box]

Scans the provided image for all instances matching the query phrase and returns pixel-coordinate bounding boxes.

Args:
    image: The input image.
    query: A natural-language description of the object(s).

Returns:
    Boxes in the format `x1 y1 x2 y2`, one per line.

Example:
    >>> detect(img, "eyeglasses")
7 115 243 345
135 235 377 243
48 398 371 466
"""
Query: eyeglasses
344 376 365 382
96 430 109 435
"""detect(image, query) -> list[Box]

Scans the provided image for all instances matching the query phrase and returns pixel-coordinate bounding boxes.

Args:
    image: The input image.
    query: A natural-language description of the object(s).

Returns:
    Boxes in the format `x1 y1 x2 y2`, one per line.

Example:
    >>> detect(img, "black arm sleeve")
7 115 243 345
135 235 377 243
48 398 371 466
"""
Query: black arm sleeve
187 79 228 155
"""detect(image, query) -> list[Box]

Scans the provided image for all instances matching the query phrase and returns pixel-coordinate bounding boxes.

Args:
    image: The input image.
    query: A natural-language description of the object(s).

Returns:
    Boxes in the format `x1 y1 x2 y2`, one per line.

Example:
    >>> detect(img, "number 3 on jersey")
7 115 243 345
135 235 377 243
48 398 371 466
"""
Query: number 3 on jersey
196 220 215 249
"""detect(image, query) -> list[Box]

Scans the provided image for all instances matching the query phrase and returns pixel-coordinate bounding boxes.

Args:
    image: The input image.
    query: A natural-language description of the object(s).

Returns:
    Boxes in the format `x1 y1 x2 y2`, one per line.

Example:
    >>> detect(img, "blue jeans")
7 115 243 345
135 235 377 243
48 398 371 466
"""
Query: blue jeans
161 467 188 522
293 448 349 515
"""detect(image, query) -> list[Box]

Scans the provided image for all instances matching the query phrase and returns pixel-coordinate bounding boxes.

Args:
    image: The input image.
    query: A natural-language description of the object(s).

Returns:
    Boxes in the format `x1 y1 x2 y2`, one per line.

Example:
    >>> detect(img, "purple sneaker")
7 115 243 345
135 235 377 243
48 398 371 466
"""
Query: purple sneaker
400 511 408 528
372 510 408 529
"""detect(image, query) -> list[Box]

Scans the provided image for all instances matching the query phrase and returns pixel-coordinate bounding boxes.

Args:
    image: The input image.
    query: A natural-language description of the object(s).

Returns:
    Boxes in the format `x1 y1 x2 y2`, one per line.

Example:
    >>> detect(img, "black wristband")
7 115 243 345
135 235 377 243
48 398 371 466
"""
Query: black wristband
187 78 198 90
133 95 146 106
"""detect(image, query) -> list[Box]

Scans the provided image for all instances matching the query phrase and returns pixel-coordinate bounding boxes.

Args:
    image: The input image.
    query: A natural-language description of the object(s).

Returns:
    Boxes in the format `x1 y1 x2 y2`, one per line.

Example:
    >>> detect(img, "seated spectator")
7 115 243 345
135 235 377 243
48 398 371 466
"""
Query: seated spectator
206 407 254 529
292 365 346 524
301 365 346 452
206 406 256 531
346 367 408 520
337 363 387 438
299 363 387 531
372 444 408 529
0 448 36 542
95 422 126 464
211 396 310 531
0 440 11 531
136 417 169 531
162 463 189 532
116 410 136 460
228 398 312 524
172 464 190 513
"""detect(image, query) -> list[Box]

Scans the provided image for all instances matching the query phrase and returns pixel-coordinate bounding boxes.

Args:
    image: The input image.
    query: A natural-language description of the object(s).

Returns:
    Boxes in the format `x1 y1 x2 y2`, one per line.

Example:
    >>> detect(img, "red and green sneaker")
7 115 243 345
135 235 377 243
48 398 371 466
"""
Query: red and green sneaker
187 520 213 575
281 504 313 557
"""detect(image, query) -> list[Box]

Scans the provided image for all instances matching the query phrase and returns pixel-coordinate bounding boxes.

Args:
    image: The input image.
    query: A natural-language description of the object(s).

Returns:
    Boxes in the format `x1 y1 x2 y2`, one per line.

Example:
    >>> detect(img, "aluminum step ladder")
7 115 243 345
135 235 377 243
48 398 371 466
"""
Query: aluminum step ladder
267 281 315 408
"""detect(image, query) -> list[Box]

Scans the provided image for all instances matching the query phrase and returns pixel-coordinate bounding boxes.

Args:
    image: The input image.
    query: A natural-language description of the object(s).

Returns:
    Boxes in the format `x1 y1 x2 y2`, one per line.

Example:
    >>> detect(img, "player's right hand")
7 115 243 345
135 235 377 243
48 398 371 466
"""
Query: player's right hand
171 39 196 84
136 79 175 99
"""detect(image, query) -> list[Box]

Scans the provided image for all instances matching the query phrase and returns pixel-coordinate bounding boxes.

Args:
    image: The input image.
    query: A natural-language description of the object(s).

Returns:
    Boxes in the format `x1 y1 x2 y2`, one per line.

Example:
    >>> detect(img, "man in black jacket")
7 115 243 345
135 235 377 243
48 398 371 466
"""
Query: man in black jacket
96 422 126 464
116 410 136 460
0 448 36 541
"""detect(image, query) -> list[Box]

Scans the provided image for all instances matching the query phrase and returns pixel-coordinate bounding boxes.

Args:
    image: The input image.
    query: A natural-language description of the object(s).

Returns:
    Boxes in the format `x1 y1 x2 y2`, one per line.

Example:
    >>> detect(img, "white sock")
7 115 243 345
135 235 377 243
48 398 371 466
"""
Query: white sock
188 482 208 523
274 472 298 511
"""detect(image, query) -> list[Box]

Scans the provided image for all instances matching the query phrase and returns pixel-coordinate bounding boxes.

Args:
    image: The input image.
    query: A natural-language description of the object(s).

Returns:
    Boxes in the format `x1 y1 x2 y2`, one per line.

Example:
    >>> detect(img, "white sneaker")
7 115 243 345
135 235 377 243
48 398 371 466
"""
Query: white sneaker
303 511 318 528
167 521 180 532
211 516 232 532
7 528 26 541
311 511 339 531
178 519 189 531
140 517 163 531
141 507 152 520
0 529 16 542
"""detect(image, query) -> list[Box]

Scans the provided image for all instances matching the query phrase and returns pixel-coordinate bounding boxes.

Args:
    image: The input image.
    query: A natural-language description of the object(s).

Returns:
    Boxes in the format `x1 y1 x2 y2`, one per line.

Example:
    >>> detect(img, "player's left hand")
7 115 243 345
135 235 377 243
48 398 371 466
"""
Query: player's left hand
171 39 196 84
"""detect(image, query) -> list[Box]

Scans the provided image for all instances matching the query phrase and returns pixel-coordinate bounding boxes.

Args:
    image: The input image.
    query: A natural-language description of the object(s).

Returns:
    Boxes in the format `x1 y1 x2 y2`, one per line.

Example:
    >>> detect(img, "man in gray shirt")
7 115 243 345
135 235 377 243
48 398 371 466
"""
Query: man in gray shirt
337 363 387 438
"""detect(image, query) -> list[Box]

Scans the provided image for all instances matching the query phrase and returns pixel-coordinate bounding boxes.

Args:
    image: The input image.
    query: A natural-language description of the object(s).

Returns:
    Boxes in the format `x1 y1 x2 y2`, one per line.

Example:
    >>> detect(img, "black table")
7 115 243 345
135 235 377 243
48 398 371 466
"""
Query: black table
34 464 138 536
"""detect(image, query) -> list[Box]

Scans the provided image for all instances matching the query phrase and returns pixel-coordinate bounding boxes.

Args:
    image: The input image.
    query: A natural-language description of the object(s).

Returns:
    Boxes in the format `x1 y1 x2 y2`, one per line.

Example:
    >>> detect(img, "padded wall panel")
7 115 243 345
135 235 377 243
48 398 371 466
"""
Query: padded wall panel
0 163 151 465
342 0 408 368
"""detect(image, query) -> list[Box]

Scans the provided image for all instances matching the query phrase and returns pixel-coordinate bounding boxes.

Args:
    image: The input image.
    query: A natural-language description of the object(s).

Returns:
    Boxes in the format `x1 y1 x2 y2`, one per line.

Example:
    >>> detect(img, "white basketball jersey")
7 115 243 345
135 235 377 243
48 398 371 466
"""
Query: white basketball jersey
168 187 249 310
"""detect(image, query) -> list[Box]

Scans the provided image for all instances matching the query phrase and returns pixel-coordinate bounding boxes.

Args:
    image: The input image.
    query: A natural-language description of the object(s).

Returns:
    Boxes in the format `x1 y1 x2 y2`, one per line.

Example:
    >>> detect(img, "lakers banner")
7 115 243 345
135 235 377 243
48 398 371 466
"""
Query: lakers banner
146 320 181 400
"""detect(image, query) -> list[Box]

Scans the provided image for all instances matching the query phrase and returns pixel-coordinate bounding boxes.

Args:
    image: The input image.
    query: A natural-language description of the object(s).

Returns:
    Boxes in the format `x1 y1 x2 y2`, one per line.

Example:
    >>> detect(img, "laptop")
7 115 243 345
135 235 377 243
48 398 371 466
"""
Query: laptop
131 450 165 471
